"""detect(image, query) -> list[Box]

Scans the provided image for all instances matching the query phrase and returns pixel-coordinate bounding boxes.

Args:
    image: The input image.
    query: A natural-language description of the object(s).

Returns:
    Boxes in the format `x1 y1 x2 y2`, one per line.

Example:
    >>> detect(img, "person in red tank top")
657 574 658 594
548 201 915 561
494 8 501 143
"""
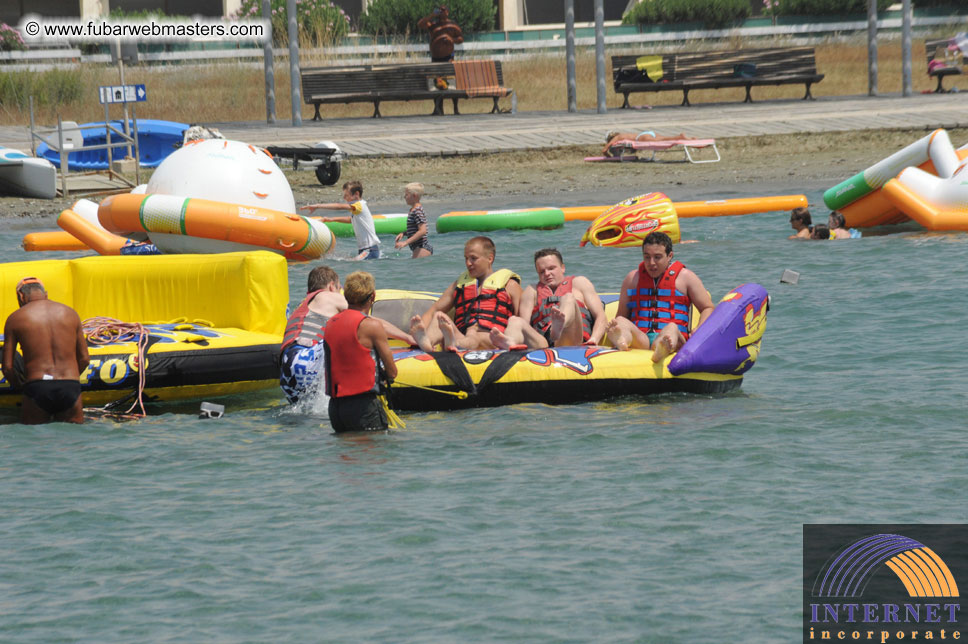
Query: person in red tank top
606 232 715 363
490 248 608 350
323 271 398 432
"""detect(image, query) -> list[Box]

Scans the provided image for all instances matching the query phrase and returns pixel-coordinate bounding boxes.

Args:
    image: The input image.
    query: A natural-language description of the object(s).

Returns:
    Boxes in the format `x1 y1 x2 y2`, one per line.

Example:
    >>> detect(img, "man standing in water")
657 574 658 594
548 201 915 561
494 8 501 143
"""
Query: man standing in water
2 278 90 424
606 232 715 363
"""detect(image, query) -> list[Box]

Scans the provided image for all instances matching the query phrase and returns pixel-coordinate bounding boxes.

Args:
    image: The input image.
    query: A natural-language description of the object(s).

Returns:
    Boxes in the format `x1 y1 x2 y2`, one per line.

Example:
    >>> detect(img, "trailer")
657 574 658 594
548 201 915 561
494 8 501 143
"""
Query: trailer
265 140 343 186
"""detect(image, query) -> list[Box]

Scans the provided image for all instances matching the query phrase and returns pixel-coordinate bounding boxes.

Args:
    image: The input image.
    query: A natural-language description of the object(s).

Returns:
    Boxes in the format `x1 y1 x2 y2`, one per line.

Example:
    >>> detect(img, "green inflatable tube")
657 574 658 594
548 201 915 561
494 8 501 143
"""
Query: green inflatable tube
436 208 565 234
823 172 874 211
323 213 408 238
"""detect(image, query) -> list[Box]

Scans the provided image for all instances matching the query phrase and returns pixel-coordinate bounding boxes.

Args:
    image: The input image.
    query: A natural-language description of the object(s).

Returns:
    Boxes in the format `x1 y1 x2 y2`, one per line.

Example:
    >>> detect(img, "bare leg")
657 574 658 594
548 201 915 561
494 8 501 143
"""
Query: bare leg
489 327 513 350
436 312 468 351
650 325 685 363
551 294 585 346
21 396 51 425
410 314 440 353
412 247 432 259
606 316 653 351
54 396 85 424
606 318 630 351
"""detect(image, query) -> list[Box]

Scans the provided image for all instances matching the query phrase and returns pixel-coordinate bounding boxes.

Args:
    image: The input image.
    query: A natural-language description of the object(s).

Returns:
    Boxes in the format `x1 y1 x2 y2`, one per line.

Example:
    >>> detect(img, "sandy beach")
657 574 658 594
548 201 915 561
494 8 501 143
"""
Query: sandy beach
3 128 965 222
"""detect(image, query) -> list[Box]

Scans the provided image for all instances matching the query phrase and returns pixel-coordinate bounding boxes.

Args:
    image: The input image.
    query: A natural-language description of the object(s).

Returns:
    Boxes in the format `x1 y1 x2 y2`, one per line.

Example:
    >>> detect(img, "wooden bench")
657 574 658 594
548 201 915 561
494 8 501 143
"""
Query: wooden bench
612 47 824 108
301 60 513 120
925 37 965 93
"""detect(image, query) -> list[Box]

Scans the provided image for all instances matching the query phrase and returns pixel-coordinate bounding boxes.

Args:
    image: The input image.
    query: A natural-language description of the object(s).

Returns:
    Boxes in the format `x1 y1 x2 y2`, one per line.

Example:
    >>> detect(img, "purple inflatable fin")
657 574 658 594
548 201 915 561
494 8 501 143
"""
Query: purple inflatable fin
667 283 769 376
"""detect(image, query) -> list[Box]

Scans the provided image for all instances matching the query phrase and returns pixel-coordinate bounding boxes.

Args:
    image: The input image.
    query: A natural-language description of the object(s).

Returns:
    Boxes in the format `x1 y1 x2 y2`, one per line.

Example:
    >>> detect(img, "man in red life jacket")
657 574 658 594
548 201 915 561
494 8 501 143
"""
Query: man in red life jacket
2 277 90 424
490 248 607 350
409 236 522 352
417 5 463 63
606 231 715 363
323 271 398 432
281 265 413 404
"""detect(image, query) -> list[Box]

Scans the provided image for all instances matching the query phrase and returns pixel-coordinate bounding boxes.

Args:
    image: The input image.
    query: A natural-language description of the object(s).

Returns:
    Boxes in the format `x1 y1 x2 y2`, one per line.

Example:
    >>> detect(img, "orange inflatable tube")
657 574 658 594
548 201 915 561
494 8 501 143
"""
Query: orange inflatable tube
57 208 127 255
98 193 333 261
23 230 90 252
881 179 966 230
562 195 808 221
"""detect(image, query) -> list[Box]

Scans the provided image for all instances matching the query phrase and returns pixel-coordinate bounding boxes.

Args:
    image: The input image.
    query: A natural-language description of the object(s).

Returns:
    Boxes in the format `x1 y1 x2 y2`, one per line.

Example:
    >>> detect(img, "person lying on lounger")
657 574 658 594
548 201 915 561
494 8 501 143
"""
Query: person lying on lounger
602 130 698 156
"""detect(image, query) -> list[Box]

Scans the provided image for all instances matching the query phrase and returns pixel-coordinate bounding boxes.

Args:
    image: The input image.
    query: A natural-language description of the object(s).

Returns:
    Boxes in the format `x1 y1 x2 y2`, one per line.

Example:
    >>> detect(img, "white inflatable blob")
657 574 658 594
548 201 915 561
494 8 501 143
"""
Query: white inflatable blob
146 139 295 213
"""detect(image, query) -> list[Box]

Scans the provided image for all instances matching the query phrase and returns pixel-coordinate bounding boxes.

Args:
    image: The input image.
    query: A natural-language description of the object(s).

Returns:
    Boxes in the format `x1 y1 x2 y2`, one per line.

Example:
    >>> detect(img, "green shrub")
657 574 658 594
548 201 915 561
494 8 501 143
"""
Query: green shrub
0 22 25 51
234 0 349 46
623 0 751 29
358 0 495 36
776 0 892 15
0 69 85 110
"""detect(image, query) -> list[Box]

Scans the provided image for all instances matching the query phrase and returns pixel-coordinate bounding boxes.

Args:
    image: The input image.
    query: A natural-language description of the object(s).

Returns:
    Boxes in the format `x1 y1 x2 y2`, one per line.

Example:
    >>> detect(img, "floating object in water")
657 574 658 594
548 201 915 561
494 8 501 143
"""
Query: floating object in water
22 230 88 252
881 152 968 231
58 199 129 255
561 195 808 221
199 402 225 419
0 251 288 409
579 192 679 247
377 283 769 411
780 269 800 285
825 129 968 228
98 192 333 261
0 147 56 199
35 119 188 170
436 208 564 233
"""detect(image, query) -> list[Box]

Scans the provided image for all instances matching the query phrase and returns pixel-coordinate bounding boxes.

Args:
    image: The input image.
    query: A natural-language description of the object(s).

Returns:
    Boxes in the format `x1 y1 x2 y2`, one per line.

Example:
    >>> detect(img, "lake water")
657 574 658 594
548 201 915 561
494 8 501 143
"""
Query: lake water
1 183 965 643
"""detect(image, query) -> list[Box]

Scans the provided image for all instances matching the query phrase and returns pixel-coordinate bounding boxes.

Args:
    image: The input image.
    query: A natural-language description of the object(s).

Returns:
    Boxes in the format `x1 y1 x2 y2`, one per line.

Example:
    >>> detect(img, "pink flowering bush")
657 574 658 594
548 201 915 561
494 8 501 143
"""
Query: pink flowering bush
235 0 350 46
0 23 26 51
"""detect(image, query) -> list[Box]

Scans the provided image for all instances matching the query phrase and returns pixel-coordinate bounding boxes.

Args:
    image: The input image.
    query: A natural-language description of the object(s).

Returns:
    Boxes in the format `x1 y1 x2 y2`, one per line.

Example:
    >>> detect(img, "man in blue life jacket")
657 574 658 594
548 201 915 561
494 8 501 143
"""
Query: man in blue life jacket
606 232 715 363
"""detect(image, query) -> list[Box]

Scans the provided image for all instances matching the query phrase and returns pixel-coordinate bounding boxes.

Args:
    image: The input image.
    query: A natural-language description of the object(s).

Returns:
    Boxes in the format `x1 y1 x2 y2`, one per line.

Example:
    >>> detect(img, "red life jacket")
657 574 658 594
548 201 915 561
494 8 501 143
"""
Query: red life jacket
530 276 592 342
452 268 520 333
281 290 328 353
323 309 380 398
626 260 692 339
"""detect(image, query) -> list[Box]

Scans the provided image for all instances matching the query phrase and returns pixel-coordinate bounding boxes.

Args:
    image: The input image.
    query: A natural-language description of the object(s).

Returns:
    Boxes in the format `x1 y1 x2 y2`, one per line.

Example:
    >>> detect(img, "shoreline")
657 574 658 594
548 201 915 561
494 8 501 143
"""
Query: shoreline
2 127 965 223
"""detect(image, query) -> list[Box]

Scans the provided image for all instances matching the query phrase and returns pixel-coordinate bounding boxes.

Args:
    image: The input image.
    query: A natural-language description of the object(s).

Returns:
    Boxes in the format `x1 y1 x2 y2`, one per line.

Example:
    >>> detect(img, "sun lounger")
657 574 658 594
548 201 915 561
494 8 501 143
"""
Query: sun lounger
585 138 720 164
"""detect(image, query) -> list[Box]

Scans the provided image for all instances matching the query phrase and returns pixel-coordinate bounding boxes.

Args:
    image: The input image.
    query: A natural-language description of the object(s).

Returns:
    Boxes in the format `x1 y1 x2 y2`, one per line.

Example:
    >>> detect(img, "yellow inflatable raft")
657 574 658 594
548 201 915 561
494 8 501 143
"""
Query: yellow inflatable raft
0 251 288 409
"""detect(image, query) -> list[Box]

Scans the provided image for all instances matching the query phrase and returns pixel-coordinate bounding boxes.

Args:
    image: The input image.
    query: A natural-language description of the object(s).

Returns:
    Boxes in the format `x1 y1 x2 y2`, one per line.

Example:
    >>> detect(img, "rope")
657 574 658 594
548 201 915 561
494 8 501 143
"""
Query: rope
391 380 469 399
82 317 149 417
378 395 406 430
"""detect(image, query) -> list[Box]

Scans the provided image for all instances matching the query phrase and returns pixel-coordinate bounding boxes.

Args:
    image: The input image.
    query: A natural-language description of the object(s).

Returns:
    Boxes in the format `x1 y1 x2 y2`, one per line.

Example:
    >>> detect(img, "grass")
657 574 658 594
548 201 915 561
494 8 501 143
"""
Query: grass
1 35 959 126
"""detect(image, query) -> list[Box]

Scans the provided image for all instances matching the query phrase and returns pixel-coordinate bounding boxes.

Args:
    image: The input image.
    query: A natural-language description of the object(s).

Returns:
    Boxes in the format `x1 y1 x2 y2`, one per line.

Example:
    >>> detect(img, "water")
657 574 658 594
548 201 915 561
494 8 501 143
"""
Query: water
2 185 966 643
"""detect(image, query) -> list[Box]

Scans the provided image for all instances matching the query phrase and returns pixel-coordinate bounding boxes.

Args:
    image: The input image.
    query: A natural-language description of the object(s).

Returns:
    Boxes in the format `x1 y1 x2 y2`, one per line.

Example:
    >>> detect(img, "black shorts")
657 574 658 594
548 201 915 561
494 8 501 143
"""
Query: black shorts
22 379 82 415
328 392 388 432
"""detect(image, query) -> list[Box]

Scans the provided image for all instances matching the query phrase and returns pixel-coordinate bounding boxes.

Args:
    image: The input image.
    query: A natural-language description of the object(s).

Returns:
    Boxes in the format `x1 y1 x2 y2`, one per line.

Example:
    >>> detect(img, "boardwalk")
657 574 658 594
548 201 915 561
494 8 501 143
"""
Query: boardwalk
1 93 964 158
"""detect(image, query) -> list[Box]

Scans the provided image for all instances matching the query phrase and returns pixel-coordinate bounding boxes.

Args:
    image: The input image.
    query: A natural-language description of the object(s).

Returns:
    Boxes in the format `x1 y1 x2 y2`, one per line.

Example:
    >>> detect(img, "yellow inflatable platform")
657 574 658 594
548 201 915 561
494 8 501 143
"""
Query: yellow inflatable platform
0 251 288 409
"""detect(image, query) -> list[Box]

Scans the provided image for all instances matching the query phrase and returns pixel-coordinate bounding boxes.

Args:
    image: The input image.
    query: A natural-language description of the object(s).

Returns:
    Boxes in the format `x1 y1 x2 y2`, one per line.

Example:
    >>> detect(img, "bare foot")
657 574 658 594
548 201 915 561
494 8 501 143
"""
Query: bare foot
606 319 629 351
652 335 675 363
548 306 567 344
489 327 512 350
436 312 459 352
410 315 434 353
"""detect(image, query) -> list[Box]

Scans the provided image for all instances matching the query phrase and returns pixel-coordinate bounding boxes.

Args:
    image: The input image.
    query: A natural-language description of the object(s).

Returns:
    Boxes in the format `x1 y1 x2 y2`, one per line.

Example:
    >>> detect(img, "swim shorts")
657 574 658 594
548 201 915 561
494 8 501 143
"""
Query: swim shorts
328 392 388 432
358 245 381 260
22 379 82 415
279 342 325 404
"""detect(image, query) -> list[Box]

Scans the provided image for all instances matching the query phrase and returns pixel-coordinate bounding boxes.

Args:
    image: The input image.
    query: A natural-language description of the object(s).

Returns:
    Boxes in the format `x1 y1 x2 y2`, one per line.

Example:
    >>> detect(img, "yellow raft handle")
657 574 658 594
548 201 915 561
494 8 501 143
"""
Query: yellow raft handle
391 380 469 400
379 395 406 430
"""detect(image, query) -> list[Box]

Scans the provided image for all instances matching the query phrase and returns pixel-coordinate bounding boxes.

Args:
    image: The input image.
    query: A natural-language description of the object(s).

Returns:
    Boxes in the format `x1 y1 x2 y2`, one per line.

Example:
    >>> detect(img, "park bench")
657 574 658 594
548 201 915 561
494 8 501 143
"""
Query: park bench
612 47 824 108
925 37 965 93
301 60 513 120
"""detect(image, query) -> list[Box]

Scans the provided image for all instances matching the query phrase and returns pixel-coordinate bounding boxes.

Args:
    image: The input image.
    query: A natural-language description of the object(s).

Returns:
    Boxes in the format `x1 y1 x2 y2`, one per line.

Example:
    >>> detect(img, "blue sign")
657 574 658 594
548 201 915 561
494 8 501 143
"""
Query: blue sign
98 84 147 104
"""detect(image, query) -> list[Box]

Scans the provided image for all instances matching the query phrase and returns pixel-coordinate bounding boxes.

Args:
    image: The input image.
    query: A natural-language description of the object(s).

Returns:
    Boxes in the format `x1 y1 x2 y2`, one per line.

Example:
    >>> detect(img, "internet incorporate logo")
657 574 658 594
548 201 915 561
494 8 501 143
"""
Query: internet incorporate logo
804 525 964 644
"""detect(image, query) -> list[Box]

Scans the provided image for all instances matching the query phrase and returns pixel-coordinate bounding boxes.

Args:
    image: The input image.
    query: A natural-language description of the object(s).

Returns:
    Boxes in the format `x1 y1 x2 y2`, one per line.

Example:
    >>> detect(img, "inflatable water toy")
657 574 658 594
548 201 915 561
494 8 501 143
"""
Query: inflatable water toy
98 192 333 261
436 208 565 233
324 213 408 237
380 283 768 411
58 198 130 255
839 138 968 229
560 195 808 222
23 230 88 252
35 119 188 170
880 137 968 231
0 147 56 199
0 251 288 409
585 138 720 164
579 193 680 247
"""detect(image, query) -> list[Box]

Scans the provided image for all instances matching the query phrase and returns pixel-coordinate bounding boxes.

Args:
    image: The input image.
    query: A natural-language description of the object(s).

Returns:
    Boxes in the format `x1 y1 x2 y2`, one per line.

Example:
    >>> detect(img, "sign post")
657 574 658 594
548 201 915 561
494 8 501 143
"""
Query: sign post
97 83 146 185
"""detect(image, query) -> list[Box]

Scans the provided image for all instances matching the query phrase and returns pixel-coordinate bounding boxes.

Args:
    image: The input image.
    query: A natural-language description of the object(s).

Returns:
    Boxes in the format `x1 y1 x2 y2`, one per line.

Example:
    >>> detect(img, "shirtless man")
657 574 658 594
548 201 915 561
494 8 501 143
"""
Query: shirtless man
490 248 607 350
606 232 715 363
2 277 90 424
410 236 522 352
280 265 413 404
